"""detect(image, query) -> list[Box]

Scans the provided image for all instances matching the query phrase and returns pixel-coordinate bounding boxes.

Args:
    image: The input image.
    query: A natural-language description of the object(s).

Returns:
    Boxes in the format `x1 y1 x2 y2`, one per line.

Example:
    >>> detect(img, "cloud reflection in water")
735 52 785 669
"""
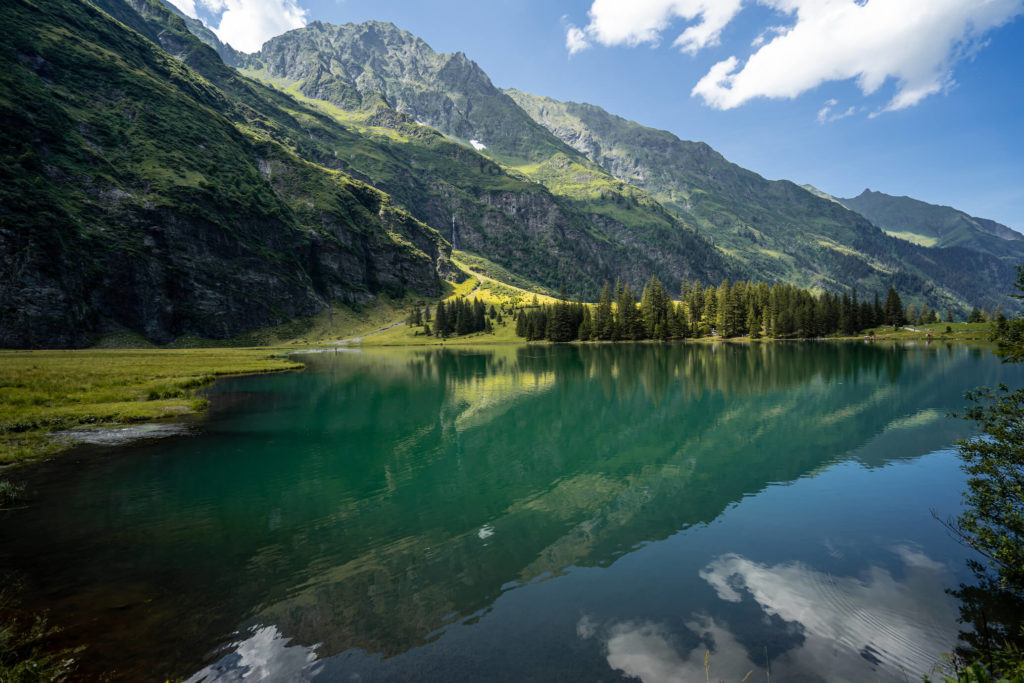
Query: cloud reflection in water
185 625 321 682
585 547 959 682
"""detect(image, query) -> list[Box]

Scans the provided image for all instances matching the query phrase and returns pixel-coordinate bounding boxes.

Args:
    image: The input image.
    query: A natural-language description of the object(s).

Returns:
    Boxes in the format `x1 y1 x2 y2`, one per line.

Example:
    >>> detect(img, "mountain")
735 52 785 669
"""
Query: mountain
506 89 1020 314
231 20 731 296
1 0 1017 349
839 189 1024 256
0 0 467 348
800 184 845 205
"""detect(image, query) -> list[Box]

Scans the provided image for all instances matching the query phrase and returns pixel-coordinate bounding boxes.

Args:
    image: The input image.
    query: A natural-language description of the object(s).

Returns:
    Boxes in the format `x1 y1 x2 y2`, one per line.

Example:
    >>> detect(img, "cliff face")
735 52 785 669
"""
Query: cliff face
242 20 733 298
256 21 566 162
0 0 449 348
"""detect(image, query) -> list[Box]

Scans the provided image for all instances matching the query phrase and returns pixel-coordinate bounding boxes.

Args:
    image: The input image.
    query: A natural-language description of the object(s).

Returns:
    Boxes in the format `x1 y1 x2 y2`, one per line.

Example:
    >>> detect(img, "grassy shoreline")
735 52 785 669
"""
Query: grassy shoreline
0 317 993 466
0 348 305 466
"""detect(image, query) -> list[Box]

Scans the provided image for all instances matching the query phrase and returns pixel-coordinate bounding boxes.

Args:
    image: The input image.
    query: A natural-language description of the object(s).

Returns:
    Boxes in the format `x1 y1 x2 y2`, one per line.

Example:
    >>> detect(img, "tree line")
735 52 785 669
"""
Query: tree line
409 297 504 338
513 276 939 342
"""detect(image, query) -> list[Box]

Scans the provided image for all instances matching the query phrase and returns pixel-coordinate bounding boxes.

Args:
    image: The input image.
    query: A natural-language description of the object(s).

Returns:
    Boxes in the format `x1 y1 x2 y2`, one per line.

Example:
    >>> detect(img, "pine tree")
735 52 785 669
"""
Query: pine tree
747 301 760 339
839 292 854 335
593 282 613 340
703 285 717 335
579 307 593 341
435 300 448 337
716 279 731 336
884 287 904 326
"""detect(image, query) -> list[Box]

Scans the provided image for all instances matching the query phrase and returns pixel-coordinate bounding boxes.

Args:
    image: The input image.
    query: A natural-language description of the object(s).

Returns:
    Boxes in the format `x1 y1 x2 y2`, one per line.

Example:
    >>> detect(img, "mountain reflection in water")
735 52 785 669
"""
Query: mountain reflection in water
1 342 1017 681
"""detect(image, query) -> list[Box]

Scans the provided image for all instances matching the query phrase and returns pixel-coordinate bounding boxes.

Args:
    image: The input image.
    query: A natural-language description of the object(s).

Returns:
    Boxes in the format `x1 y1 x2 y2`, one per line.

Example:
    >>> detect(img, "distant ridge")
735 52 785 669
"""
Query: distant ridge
839 189 1023 256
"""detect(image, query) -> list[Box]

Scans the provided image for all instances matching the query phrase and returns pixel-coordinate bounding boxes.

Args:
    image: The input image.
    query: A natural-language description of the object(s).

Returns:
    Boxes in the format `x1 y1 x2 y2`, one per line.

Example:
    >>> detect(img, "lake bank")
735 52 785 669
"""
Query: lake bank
0 349 305 466
0 321 994 467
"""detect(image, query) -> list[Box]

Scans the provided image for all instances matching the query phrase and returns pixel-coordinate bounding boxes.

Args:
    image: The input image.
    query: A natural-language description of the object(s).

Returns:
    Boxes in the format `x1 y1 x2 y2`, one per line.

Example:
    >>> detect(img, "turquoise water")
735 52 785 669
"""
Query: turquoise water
1 342 1019 681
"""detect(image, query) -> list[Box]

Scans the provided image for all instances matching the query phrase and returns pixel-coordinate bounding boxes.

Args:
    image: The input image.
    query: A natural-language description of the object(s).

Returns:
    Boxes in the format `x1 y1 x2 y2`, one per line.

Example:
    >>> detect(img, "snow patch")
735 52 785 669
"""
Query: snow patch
469 139 487 151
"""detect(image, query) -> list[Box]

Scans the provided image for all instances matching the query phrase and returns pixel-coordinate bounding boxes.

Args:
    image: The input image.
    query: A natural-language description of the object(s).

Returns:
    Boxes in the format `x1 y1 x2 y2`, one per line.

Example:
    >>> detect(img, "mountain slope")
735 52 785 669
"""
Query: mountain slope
0 0 451 348
507 89 1020 314
839 189 1024 256
230 20 731 297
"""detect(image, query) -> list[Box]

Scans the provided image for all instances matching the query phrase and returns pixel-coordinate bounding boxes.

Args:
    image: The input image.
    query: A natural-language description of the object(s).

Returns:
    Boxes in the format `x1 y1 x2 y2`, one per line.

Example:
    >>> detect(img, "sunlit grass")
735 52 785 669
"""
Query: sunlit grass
0 349 304 465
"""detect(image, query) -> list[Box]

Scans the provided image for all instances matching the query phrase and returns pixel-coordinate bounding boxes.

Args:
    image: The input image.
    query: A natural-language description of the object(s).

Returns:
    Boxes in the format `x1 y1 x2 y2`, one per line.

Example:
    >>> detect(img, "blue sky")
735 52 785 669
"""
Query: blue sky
175 0 1024 230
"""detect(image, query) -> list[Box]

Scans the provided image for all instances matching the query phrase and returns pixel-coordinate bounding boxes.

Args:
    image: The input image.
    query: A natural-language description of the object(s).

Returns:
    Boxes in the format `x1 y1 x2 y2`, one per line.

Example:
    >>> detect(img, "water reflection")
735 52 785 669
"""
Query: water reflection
577 546 957 683
700 549 957 679
0 342 1016 681
186 626 321 682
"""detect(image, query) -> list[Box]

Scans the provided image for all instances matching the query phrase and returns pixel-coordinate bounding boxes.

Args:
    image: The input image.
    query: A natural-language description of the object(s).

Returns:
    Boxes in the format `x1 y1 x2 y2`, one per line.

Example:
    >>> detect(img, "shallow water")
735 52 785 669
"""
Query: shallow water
1 342 1019 681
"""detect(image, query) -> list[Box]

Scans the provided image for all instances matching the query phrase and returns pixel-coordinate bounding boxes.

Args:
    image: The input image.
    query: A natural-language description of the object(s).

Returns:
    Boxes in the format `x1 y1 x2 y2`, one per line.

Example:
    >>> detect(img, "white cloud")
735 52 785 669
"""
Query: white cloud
567 0 1024 113
568 0 744 55
751 24 786 47
469 139 487 151
566 25 590 55
211 0 308 53
691 0 1024 112
166 0 198 19
817 98 855 123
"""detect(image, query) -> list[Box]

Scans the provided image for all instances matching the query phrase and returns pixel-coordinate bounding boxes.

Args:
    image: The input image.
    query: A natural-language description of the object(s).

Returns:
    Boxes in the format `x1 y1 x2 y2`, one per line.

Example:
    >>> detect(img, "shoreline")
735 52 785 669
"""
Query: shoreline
0 348 306 468
0 326 992 467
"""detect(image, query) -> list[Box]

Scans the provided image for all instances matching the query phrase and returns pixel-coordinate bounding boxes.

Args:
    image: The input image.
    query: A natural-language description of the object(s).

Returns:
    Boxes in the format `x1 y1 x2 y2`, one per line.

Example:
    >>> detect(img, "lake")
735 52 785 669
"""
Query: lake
1 342 1020 681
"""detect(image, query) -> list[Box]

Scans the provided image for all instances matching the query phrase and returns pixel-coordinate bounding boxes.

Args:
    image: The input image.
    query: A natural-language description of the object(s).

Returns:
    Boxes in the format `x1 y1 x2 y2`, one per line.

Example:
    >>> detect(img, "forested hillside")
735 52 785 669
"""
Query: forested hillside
0 0 452 347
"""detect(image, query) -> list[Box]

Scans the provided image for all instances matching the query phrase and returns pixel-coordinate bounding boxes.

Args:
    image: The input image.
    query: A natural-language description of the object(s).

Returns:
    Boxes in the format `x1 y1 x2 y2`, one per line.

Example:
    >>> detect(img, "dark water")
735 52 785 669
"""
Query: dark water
1 342 1021 682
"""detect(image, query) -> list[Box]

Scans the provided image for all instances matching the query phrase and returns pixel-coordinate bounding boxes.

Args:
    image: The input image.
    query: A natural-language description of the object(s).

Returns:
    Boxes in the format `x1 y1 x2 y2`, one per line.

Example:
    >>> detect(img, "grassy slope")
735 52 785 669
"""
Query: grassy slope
0 349 304 464
839 189 1024 257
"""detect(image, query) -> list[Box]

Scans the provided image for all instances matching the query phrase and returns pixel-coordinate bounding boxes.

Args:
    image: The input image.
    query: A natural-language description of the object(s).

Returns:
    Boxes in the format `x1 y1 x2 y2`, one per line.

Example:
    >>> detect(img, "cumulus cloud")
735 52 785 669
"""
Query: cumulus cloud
567 0 1024 113
568 0 744 55
693 0 1024 112
211 0 308 53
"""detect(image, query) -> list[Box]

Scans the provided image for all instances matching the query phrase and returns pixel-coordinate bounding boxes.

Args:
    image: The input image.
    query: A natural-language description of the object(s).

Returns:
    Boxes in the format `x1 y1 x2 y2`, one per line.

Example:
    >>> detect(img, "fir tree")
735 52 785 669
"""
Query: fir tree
595 281 614 340
435 300 448 337
884 287 905 326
